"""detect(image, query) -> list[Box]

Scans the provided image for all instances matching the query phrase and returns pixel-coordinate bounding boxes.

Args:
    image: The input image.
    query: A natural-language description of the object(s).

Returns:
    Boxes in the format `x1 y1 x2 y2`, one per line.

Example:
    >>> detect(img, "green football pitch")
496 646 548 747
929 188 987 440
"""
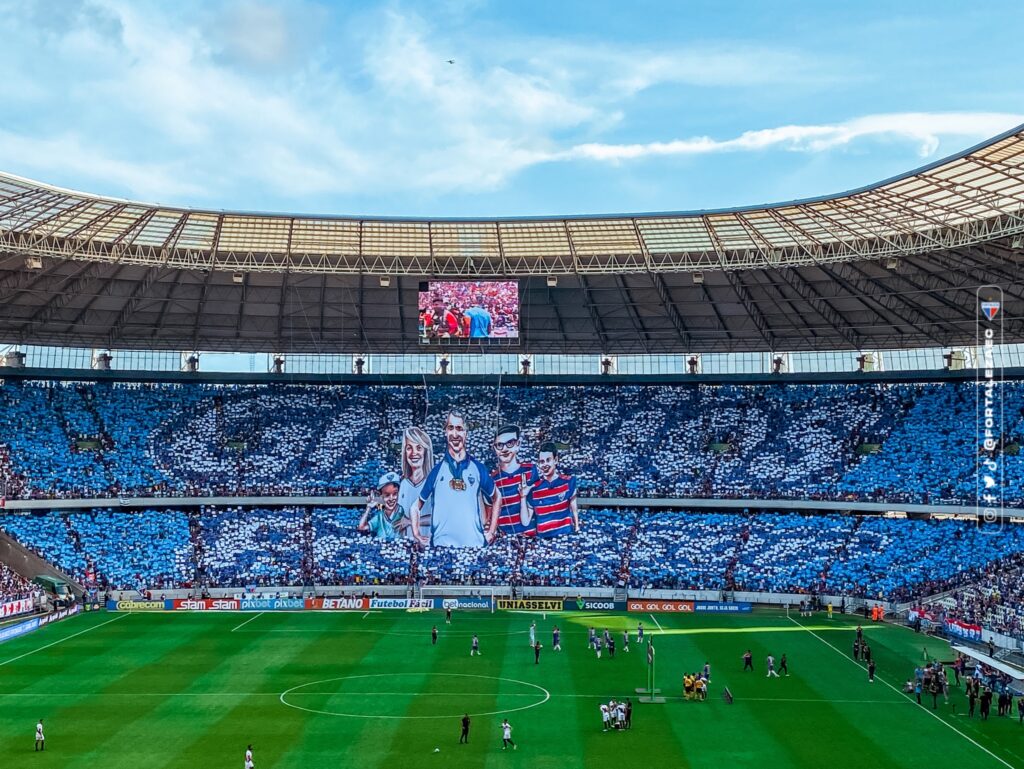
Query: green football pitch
0 608 1021 769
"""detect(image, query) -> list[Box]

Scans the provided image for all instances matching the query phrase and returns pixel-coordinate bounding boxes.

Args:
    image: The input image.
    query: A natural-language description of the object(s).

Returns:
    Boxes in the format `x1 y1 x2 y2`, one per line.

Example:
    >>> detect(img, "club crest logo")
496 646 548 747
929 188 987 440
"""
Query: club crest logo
980 301 1000 320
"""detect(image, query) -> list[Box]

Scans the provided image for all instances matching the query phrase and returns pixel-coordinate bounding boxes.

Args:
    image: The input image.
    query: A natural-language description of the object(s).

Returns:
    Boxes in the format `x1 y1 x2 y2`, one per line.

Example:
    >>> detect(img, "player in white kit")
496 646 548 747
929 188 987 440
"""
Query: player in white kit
35 719 44 752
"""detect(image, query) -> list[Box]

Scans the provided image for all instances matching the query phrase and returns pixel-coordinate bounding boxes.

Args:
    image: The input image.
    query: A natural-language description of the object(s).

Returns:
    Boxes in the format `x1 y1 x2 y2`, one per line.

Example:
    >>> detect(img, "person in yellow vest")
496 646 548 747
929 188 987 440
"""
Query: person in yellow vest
683 674 694 700
694 677 707 701
827 602 833 619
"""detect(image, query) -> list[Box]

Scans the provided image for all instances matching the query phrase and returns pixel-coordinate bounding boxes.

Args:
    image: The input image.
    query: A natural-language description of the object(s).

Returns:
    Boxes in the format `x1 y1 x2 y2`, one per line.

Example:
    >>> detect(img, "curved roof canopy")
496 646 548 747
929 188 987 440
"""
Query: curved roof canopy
1 125 1024 276
0 126 1021 354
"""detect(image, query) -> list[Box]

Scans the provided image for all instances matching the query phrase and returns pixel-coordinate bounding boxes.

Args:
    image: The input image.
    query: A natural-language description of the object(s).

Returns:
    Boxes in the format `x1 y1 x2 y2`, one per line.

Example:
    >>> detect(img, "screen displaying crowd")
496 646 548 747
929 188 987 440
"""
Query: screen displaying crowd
0 379 1021 508
418 280 519 340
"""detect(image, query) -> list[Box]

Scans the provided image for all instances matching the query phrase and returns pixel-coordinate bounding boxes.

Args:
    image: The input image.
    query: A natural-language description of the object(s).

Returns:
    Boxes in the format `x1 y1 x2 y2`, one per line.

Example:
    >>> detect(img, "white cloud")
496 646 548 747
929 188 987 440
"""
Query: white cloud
0 130 204 201
565 112 1024 163
0 1 1018 210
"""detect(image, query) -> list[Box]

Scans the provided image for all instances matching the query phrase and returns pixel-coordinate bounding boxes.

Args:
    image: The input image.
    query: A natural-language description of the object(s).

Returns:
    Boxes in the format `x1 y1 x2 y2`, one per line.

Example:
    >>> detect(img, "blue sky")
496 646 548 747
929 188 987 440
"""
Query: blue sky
0 0 1021 218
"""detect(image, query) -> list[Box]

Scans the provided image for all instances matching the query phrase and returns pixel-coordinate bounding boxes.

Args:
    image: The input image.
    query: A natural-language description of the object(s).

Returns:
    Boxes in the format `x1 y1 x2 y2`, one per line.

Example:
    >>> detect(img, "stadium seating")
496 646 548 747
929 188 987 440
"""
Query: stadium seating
4 508 1024 612
929 553 1024 638
0 561 34 603
1 379 1021 506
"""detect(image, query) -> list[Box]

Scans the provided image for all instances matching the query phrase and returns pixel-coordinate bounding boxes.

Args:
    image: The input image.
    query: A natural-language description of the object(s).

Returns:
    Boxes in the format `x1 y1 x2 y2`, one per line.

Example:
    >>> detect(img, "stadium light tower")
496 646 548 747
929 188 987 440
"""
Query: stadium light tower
91 350 113 371
944 350 967 371
856 353 876 373
2 350 26 368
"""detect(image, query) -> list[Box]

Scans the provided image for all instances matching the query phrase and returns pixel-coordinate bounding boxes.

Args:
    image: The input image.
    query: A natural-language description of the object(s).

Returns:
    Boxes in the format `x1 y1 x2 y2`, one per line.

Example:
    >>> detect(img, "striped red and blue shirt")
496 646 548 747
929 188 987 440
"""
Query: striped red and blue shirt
526 474 577 538
493 463 538 536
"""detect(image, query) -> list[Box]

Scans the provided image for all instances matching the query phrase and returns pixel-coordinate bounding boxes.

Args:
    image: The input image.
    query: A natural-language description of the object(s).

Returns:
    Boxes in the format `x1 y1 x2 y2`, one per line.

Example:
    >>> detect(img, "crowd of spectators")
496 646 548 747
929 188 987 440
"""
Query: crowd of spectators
1 379 1021 507
4 507 1024 611
925 553 1024 638
0 561 34 602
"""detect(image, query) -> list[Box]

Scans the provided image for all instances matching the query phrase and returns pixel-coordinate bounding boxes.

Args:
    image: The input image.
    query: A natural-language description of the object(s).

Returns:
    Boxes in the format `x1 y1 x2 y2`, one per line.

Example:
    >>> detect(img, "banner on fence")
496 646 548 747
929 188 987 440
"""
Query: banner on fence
0 597 34 618
108 600 165 612
561 598 627 612
38 605 81 626
305 597 370 611
239 598 304 611
368 598 434 610
693 602 752 613
0 617 39 644
496 599 563 612
627 600 694 613
436 597 493 611
167 598 240 611
907 607 937 623
944 618 983 642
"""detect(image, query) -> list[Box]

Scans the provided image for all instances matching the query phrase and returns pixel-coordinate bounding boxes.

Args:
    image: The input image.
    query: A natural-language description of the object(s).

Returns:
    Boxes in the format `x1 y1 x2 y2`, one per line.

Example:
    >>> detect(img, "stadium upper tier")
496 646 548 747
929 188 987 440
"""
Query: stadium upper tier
0 378 1021 506
0 126 1022 353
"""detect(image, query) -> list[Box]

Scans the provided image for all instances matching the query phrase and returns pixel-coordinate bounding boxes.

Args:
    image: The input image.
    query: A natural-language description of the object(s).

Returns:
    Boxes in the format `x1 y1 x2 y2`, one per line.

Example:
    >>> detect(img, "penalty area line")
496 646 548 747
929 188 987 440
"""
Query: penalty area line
787 615 1016 769
231 612 264 633
0 613 128 668
649 614 664 634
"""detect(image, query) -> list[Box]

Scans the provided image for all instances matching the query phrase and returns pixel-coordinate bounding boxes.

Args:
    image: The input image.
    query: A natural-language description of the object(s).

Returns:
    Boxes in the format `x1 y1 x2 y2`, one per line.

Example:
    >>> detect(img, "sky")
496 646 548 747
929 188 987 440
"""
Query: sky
0 0 1022 218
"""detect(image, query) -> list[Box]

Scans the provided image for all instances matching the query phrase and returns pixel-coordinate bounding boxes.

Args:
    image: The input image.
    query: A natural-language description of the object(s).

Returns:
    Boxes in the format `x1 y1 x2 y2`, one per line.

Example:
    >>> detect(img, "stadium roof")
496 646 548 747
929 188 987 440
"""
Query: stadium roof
0 125 1022 354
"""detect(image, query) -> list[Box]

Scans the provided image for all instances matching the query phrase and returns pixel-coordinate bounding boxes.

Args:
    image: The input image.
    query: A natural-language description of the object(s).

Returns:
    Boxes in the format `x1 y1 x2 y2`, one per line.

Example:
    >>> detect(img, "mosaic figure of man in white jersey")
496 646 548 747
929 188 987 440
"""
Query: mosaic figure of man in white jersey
411 411 501 547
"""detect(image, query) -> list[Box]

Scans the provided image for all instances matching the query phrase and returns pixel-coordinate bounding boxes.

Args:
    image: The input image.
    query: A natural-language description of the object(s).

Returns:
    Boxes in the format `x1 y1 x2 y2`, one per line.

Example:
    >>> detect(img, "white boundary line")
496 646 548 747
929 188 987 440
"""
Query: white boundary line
231 612 264 633
787 616 1016 769
649 614 664 634
0 614 128 668
0 691 905 704
279 672 551 720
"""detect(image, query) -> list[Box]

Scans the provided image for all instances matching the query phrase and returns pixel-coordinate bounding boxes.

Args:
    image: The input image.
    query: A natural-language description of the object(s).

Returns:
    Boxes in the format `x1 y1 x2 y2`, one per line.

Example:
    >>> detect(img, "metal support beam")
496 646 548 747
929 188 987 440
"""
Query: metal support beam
771 267 863 349
651 273 692 349
577 274 610 349
818 262 947 346
17 261 107 337
723 269 775 349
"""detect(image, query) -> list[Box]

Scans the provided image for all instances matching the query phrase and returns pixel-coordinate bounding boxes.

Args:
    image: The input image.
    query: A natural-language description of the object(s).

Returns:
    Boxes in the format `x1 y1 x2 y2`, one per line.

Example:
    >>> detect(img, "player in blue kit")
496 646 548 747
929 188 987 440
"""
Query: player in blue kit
552 625 561 651
410 411 501 547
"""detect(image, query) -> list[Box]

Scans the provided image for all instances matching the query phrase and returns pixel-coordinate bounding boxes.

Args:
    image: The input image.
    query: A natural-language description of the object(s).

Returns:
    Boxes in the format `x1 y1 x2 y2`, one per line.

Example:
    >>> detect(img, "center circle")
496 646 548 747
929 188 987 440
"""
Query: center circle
279 672 550 719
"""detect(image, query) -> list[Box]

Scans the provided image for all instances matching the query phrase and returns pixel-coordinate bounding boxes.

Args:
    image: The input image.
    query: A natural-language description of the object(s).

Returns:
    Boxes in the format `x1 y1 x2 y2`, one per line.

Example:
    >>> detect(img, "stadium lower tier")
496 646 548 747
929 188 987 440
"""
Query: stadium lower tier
3 508 1024 610
1 378 1022 505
